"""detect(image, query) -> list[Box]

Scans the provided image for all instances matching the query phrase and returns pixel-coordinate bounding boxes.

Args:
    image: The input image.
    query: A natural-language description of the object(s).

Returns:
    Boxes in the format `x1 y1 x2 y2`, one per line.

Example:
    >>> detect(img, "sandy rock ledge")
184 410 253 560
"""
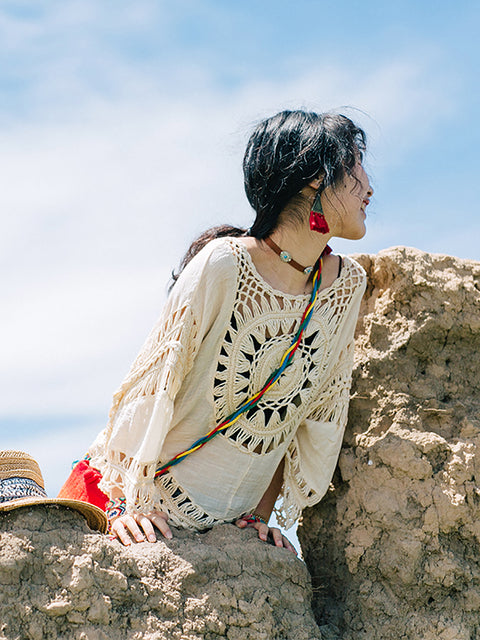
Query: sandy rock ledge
0 506 321 640
300 247 480 640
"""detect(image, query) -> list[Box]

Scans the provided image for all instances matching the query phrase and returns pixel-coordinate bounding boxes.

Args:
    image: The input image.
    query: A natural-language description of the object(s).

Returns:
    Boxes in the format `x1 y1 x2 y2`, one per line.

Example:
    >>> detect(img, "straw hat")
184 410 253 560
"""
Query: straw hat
0 450 107 533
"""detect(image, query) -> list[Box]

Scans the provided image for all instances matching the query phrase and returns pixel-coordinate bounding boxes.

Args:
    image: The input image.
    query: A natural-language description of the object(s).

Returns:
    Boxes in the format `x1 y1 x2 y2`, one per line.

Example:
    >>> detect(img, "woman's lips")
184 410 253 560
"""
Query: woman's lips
361 199 369 212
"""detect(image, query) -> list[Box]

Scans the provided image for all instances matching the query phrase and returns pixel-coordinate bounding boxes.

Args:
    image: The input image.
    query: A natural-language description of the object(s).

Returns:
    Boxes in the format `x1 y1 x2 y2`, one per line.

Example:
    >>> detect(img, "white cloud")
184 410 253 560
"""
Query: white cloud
0 52 454 414
0 4 472 559
0 3 462 423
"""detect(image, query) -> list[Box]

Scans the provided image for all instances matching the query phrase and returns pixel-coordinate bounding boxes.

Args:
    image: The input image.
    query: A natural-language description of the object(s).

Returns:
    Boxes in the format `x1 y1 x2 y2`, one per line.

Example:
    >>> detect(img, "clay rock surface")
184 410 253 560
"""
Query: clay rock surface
300 246 480 640
0 506 321 640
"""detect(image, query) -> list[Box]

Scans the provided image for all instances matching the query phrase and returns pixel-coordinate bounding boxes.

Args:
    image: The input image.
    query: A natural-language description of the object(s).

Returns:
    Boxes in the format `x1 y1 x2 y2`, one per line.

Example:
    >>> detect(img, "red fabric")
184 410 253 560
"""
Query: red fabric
58 460 109 511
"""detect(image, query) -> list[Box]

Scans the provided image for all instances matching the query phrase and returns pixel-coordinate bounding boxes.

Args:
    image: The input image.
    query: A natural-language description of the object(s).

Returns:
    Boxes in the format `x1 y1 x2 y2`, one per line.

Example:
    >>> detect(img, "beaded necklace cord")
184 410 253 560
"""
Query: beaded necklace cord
154 256 324 478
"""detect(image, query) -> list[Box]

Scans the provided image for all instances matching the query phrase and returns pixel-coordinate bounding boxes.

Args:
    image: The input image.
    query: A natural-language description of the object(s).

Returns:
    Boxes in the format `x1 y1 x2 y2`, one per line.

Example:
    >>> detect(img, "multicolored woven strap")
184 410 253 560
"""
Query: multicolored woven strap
155 256 324 479
242 513 268 526
106 496 127 520
105 497 127 534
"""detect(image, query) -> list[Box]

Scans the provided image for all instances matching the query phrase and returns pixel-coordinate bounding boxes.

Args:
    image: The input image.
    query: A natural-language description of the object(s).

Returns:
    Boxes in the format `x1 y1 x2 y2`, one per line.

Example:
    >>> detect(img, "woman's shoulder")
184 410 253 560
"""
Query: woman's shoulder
340 253 366 274
336 253 367 292
186 237 239 276
172 237 239 299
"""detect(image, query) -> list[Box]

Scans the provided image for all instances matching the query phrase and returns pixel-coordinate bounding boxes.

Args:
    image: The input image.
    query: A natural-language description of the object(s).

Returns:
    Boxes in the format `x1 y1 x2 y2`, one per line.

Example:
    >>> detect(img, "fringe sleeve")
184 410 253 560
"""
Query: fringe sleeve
88 239 238 514
88 301 199 514
275 340 355 529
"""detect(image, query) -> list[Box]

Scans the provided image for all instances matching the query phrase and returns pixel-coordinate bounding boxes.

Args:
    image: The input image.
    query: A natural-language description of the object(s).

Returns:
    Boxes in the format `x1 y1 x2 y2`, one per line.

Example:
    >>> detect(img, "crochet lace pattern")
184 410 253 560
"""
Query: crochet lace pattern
89 238 366 530
215 244 350 455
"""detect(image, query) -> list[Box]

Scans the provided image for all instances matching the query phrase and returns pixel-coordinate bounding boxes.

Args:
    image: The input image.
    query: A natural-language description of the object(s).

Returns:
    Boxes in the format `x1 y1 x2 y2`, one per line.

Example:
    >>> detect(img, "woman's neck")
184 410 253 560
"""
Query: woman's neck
270 225 330 271
240 225 336 296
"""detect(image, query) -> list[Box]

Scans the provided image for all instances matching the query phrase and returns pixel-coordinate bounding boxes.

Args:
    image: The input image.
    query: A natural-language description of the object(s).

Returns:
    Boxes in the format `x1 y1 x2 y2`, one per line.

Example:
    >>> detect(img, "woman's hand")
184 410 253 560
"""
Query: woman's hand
235 516 297 555
109 511 172 546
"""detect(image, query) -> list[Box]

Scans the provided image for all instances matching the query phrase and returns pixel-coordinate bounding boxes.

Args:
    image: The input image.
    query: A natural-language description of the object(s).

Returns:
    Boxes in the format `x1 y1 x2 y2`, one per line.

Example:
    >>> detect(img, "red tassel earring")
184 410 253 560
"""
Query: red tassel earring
309 191 330 234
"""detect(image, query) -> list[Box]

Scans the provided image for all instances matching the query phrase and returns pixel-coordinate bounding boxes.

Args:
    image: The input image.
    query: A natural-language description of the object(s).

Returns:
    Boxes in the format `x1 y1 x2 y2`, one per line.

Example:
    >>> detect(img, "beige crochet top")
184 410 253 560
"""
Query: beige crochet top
88 237 366 530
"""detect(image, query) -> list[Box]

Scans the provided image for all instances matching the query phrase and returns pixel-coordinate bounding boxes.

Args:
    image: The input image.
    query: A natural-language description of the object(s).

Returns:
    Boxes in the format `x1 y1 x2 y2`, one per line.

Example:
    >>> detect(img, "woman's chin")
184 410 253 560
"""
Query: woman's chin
341 225 366 241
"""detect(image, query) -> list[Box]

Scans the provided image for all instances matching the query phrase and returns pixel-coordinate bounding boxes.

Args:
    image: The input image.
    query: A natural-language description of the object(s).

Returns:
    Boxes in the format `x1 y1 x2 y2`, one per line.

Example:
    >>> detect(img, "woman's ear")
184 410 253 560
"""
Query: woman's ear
308 175 324 190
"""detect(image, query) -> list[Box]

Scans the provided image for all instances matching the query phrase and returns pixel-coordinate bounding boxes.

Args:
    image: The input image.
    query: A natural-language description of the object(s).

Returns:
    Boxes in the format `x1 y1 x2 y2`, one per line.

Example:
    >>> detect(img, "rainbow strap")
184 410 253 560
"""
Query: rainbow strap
106 496 127 520
155 258 323 479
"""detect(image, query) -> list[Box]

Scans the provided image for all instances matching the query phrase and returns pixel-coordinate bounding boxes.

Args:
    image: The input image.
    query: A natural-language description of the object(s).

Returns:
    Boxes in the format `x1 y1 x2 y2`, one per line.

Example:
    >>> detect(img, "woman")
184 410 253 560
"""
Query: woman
86 109 373 551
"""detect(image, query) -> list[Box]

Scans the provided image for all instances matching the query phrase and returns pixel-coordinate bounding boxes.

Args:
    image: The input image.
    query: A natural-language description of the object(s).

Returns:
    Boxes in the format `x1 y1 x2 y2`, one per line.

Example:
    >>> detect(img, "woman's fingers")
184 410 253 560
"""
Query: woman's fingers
275 535 298 556
235 518 268 540
110 511 172 545
136 514 157 542
234 517 249 528
235 519 298 555
281 535 298 554
257 522 269 542
146 511 173 540
124 514 147 542
110 516 140 546
269 526 284 547
268 528 298 555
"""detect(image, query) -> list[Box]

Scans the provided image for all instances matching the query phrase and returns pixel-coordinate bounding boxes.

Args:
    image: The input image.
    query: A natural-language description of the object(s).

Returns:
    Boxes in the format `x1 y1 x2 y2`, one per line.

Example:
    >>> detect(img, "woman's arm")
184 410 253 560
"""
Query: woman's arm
252 457 285 523
235 458 297 554
90 241 238 538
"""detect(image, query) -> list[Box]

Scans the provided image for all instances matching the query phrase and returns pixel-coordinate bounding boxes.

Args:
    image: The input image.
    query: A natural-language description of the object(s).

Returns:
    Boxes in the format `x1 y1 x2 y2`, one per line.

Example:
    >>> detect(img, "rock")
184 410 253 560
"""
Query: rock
4 246 478 639
299 247 480 640
0 505 321 640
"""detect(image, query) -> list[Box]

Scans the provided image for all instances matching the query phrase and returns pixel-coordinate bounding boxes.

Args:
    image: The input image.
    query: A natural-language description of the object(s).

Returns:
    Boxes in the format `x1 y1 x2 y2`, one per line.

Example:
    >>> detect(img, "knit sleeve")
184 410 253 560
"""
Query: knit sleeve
274 339 355 529
88 240 237 514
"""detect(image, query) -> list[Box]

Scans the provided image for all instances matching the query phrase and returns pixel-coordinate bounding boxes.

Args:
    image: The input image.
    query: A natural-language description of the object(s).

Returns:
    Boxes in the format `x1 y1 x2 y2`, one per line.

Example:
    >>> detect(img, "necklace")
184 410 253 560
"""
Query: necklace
264 237 315 275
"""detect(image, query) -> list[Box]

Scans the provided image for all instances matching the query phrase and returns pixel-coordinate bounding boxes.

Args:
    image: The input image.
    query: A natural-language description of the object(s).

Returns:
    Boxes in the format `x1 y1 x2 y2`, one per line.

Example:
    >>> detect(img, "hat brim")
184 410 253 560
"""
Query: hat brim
0 497 107 533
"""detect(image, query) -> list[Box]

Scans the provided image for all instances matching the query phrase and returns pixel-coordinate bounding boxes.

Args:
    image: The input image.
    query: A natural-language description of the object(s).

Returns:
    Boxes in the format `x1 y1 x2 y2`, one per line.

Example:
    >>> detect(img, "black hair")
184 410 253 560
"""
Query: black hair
170 109 366 287
244 110 366 238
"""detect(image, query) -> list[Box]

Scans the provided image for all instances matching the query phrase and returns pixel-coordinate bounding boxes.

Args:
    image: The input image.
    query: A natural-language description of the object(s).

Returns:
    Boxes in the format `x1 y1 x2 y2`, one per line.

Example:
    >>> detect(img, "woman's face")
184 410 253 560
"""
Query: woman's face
323 161 373 240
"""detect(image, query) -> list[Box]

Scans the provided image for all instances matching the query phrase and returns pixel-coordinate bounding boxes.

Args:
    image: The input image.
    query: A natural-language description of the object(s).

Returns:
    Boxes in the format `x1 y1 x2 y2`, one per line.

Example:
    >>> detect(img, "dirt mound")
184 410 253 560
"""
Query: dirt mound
300 246 480 640
4 246 479 639
0 505 321 639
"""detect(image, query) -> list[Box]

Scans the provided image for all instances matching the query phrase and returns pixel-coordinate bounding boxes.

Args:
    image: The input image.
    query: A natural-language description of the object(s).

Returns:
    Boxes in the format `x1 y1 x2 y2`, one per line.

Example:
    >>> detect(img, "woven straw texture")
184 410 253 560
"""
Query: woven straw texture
0 450 108 533
0 451 44 487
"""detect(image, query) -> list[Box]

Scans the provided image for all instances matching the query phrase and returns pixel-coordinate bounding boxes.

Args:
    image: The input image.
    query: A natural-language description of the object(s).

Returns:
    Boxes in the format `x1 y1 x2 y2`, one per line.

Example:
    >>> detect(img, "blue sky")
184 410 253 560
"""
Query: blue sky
1 1 478 541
